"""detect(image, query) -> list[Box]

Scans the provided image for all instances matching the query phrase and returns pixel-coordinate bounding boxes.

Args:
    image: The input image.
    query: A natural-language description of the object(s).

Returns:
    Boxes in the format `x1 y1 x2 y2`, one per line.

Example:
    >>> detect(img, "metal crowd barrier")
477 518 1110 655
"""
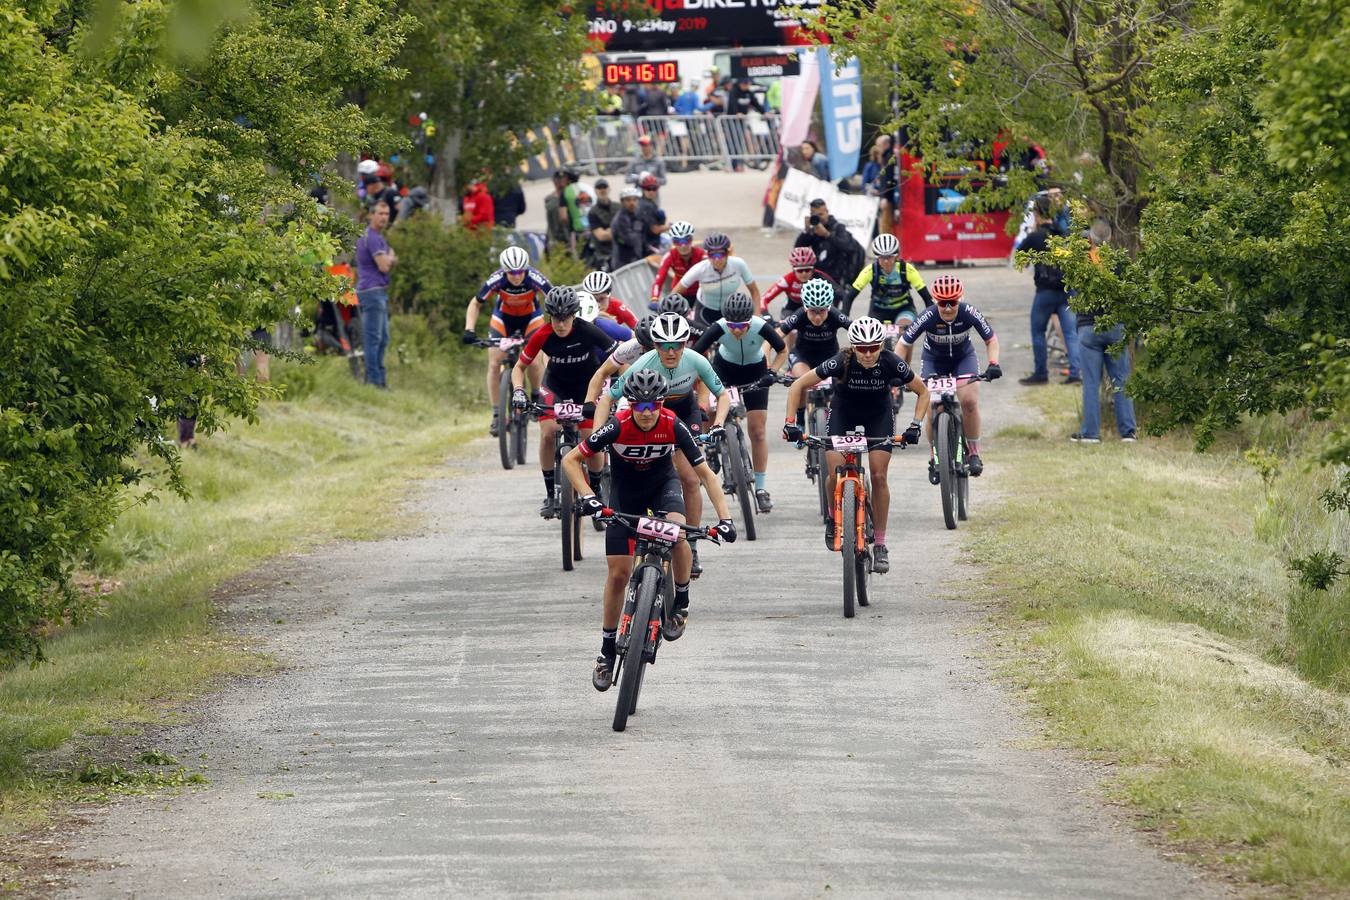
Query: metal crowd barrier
568 114 782 175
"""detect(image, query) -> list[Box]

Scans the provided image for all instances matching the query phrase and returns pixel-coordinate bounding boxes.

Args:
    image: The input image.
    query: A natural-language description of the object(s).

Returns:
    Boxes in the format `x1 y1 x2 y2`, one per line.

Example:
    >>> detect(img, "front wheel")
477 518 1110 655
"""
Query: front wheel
937 411 958 530
496 367 514 470
840 479 858 619
560 455 575 571
724 423 757 541
614 567 659 732
512 404 528 465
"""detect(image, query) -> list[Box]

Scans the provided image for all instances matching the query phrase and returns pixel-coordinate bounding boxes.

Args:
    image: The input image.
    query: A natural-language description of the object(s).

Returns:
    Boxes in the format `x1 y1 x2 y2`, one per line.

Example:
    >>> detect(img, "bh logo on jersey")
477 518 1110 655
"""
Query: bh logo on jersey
614 443 673 460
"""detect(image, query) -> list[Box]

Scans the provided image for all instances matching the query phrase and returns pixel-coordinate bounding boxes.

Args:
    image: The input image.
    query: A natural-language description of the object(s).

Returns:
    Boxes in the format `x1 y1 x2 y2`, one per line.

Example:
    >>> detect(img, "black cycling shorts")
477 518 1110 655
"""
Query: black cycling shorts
692 302 720 329
827 402 895 455
666 395 704 433
712 357 770 412
869 302 918 324
789 345 838 370
921 344 980 380
605 471 686 556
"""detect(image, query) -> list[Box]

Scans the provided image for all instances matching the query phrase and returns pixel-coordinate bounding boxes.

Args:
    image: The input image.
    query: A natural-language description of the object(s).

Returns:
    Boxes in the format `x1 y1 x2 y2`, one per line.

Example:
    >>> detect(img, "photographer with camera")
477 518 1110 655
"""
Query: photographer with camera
793 198 863 289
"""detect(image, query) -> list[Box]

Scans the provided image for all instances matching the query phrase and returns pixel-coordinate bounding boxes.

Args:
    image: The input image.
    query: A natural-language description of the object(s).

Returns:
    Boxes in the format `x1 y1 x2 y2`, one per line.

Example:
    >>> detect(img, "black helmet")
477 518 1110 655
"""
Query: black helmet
544 285 580 319
623 368 667 404
703 232 730 252
722 291 754 323
658 293 690 316
634 314 656 349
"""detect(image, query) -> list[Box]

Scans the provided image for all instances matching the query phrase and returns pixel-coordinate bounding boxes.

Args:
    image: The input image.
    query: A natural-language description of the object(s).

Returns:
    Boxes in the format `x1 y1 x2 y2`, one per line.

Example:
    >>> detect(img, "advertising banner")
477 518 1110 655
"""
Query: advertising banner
730 51 801 80
586 1 829 52
773 168 876 249
817 48 863 182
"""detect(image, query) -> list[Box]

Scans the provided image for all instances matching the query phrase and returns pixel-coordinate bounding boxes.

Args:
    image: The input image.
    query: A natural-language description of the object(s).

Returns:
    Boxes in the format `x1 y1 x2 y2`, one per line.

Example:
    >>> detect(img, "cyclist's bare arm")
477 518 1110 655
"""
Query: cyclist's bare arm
560 446 592 499
710 389 731 428
593 392 614 426
465 296 483 333
984 335 1001 366
511 357 529 391
899 339 915 365
746 280 762 308
586 356 624 405
905 372 931 420
695 460 733 521
767 346 789 374
786 370 824 422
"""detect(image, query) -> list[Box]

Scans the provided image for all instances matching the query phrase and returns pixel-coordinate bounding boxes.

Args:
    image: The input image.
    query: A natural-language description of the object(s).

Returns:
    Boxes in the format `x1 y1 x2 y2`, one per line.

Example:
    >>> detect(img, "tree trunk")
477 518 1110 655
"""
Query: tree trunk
430 127 462 212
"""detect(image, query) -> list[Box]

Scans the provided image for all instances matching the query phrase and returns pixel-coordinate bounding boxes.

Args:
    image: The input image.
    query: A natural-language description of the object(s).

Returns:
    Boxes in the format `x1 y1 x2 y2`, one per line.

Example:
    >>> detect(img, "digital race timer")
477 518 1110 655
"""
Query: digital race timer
602 59 679 85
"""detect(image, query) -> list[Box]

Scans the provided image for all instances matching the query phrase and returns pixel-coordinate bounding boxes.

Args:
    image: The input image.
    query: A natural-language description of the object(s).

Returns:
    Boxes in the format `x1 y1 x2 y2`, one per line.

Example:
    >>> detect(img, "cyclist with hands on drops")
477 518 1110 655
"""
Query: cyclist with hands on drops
690 290 788 513
561 369 736 691
783 317 930 575
511 286 618 518
463 245 552 436
592 313 731 579
776 278 851 429
897 274 1001 480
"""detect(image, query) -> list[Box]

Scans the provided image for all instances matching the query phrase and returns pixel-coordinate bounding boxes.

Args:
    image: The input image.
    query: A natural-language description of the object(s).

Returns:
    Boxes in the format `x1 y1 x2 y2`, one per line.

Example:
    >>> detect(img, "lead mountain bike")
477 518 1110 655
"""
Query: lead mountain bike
927 372 993 530
528 400 595 572
597 511 720 732
475 334 529 470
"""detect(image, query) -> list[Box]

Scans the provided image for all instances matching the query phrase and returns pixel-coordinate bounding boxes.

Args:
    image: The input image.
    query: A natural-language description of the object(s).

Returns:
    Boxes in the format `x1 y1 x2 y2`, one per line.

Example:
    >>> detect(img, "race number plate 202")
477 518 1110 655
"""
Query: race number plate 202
636 517 681 543
927 376 959 392
554 402 585 422
831 434 868 451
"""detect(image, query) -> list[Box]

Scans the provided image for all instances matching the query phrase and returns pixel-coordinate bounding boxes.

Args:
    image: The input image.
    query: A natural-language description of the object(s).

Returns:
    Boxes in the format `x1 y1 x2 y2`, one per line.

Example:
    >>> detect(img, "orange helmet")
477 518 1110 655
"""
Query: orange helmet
930 274 964 302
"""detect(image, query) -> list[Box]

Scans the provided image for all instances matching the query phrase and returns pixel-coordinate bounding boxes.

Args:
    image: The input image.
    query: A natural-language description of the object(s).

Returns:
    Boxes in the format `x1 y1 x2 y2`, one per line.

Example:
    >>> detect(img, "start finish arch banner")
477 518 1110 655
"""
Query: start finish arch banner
773 168 876 249
586 0 829 52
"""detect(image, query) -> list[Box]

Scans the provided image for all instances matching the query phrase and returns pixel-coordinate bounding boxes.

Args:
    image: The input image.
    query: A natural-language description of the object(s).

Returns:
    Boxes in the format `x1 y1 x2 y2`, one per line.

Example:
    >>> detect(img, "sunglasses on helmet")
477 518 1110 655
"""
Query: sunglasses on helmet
632 400 663 413
854 343 883 354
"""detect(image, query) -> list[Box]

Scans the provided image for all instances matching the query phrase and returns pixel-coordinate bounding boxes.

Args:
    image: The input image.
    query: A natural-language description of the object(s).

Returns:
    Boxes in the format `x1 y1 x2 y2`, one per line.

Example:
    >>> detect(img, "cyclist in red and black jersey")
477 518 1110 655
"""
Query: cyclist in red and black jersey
463 246 553 434
648 221 704 308
562 369 736 690
512 286 617 518
580 270 639 328
759 246 839 317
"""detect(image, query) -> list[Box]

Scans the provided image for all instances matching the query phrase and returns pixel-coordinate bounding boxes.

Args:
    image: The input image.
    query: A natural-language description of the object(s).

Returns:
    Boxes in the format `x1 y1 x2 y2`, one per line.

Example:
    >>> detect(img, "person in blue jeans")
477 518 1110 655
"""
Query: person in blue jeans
1018 198 1081 384
1072 318 1137 442
354 201 398 388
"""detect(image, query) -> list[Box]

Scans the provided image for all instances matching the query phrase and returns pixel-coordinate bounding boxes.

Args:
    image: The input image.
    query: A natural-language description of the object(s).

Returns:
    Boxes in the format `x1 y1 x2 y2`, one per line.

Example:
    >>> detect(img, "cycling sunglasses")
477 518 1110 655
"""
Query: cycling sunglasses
657 341 684 352
506 268 527 276
854 343 883 354
707 251 728 260
936 299 960 308
725 320 751 330
673 237 692 245
632 400 663 413
793 266 814 274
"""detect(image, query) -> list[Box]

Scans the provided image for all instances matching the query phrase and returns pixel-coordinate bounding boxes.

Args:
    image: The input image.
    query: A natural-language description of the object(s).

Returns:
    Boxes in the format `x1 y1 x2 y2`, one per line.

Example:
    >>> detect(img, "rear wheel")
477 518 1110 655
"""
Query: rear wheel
614 568 658 732
937 411 958 530
560 458 575 571
841 479 858 619
496 367 514 470
724 423 757 541
957 450 969 522
513 406 528 465
811 407 830 521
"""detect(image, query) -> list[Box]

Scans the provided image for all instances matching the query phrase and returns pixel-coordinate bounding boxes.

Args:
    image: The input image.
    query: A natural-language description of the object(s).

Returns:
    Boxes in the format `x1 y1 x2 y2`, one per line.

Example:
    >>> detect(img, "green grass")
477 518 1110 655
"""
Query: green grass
0 319 484 835
976 385 1350 895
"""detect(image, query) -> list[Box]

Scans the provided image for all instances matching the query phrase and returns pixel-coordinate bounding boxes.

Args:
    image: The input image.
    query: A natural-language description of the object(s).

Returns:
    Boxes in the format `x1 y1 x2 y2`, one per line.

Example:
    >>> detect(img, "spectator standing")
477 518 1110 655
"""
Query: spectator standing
1018 195 1082 384
726 76 764 171
461 180 495 231
354 201 397 388
543 170 571 256
360 171 400 222
636 175 668 248
765 78 783 113
624 135 668 188
674 82 701 116
862 136 899 236
609 187 646 270
1071 221 1137 442
585 179 616 270
792 198 861 286
493 179 527 229
397 185 430 221
799 140 830 181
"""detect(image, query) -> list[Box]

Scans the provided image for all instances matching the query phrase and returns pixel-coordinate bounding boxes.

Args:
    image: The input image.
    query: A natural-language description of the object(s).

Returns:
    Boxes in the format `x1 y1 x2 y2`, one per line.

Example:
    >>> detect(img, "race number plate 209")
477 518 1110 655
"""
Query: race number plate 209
636 517 681 543
830 434 868 451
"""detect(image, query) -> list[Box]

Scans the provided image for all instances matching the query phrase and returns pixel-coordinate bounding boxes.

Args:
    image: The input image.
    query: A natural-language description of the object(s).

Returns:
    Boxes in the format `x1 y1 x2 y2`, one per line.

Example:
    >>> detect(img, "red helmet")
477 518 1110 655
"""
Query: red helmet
639 174 660 190
930 274 964 301
788 246 816 268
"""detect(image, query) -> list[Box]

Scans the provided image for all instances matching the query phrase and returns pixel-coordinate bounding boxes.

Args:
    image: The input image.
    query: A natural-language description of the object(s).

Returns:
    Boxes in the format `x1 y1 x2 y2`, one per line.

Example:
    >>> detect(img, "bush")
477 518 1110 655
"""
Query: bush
385 215 498 333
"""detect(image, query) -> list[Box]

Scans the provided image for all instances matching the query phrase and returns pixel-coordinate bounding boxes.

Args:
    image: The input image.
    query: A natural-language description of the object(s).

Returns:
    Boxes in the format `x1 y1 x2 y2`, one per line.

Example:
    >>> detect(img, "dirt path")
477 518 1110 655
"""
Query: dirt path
59 197 1223 898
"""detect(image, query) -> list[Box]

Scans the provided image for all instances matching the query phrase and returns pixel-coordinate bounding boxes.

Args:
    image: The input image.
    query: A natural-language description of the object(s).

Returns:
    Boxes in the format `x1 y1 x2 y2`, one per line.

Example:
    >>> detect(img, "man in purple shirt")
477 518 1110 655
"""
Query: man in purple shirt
355 202 398 388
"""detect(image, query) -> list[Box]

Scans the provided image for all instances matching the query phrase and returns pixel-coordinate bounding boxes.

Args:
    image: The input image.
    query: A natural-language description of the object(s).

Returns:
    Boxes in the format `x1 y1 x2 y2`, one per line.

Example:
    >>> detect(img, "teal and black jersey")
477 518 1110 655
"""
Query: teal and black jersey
691 316 786 365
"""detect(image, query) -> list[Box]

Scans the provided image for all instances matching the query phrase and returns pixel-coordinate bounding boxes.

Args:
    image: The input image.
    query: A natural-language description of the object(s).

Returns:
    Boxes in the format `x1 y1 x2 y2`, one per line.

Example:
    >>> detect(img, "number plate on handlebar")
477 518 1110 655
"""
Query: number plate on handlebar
830 434 868 451
636 517 681 543
498 336 524 350
883 323 902 338
926 376 959 392
726 386 741 405
815 377 832 389
554 401 585 422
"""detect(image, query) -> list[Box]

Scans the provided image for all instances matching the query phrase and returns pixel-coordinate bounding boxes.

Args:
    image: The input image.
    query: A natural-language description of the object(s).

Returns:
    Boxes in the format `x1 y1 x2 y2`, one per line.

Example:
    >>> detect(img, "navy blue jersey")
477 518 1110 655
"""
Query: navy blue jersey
901 303 994 356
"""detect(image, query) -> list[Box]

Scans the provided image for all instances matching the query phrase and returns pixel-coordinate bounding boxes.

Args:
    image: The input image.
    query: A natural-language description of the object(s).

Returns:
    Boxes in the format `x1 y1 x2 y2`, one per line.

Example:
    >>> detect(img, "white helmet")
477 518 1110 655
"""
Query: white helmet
669 220 695 240
871 233 900 257
576 290 600 322
357 159 380 175
848 316 886 345
620 186 642 200
650 312 691 344
581 270 612 295
499 246 530 271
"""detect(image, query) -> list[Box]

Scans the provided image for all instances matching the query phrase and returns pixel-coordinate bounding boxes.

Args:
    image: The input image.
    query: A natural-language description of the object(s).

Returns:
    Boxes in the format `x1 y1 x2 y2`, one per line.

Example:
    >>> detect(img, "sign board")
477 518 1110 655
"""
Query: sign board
586 1 829 51
773 168 877 252
730 51 801 79
603 59 680 85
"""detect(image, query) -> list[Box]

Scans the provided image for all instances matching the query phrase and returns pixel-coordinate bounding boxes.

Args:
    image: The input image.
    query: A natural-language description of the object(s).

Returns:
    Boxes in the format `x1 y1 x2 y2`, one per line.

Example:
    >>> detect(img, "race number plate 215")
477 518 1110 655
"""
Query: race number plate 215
926 376 959 392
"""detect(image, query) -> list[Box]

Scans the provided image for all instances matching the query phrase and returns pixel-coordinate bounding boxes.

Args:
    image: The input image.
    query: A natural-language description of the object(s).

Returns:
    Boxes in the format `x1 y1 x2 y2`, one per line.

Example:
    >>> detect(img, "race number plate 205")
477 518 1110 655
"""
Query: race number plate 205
830 434 868 451
636 516 681 542
554 401 585 422
926 376 959 392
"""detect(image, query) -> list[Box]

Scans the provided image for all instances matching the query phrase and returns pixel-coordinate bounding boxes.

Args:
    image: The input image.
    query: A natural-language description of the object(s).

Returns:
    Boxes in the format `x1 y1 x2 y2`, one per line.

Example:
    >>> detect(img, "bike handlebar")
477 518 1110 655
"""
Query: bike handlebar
596 510 722 545
792 435 911 452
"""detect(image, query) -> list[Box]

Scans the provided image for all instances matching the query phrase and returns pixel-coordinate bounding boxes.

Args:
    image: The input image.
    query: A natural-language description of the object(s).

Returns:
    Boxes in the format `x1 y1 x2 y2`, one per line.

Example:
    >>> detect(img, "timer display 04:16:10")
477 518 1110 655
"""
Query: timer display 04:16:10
603 60 679 85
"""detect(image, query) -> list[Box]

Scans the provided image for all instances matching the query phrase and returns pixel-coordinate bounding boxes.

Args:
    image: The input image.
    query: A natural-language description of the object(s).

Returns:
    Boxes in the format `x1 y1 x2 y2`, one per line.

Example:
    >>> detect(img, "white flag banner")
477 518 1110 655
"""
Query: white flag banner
773 168 877 249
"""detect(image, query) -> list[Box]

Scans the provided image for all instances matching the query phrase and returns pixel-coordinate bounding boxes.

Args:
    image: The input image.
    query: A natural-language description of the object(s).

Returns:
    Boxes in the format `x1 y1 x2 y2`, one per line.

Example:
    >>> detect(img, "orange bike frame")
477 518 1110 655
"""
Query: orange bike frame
830 452 868 552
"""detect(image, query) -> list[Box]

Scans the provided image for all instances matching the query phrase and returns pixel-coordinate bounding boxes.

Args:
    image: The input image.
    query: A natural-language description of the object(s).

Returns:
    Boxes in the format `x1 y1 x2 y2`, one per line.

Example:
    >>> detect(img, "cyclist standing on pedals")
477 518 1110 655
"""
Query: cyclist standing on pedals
649 221 704 310
691 290 788 513
561 370 736 691
759 246 839 317
846 233 932 324
674 233 761 331
592 313 731 579
783 317 929 574
897 274 1002 481
512 286 618 518
777 278 851 430
463 246 552 437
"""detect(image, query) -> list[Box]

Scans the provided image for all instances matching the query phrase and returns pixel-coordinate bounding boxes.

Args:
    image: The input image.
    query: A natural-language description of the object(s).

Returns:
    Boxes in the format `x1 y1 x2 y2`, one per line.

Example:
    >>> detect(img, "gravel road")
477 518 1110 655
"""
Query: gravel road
59 203 1223 898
